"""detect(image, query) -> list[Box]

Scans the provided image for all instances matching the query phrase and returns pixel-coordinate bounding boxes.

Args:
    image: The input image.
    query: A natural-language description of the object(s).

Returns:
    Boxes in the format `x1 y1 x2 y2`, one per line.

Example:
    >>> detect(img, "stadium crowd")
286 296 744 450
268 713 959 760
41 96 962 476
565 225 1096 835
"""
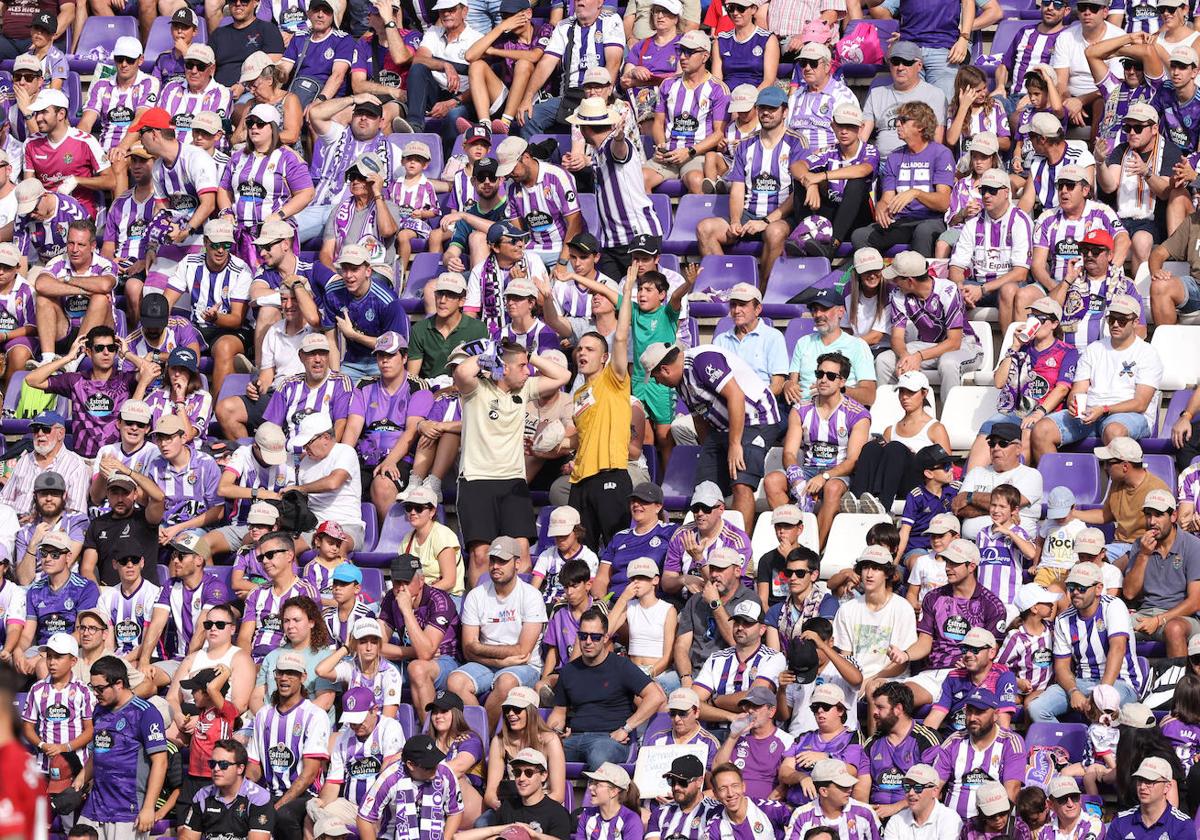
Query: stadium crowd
9 0 1200 836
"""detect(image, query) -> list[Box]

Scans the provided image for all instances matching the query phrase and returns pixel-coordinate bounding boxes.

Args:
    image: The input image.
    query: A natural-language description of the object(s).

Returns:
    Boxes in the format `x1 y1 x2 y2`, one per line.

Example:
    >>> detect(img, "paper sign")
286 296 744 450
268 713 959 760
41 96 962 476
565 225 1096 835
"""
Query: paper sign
633 743 709 800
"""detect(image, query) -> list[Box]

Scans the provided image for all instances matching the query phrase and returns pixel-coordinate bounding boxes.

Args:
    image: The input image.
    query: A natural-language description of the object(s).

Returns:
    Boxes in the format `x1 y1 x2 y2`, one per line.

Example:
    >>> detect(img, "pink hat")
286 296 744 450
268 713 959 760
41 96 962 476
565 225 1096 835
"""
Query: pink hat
315 520 349 542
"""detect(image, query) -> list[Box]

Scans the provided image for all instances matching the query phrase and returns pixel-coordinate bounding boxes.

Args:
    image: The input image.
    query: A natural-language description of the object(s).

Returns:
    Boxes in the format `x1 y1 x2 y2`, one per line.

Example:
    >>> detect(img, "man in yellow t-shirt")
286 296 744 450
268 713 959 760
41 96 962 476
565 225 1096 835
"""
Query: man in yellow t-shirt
569 268 636 549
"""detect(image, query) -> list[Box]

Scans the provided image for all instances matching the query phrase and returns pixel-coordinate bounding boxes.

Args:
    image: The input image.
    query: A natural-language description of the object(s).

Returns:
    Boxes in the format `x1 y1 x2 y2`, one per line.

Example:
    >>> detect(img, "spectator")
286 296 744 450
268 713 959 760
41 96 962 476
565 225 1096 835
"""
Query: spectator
477 747 573 840
861 42 948 160
1148 196 1200 327
1037 776 1104 840
321 244 409 383
1068 438 1169 558
932 688 1025 817
661 484 751 595
762 543 838 641
644 754 722 840
157 45 232 145
17 531 99 677
260 333 352 439
785 758 881 840
23 89 112 216
954 421 1044 539
923 628 1018 734
1105 757 1193 840
962 780 1032 840
355 734 465 840
1052 0 1125 104
882 763 962 840
780 684 870 803
405 0 482 152
835 546 918 688
691 599 784 720
165 602 256 724
642 686 721 762
1123 489 1200 657
21 632 92 779
593 482 676 598
674 546 759 691
238 531 322 661
481 687 567 811
232 52 304 150
179 739 274 840
1017 117 1098 216
862 683 942 817
79 36 159 155
209 0 285 87
285 413 366 551
707 762 793 840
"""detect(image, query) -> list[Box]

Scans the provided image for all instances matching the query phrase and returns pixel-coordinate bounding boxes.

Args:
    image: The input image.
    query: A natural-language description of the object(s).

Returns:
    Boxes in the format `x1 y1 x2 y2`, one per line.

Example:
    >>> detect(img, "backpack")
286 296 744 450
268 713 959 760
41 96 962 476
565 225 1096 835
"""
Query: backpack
270 490 318 536
832 22 884 75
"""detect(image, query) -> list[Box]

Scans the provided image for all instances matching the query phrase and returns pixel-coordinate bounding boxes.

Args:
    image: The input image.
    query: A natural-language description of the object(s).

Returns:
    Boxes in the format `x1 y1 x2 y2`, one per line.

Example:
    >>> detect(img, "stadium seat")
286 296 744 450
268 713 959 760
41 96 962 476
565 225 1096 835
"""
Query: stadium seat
1026 722 1088 762
215 374 253 407
761 257 832 319
1143 388 1196 454
529 133 569 165
1037 453 1104 506
463 704 491 751
209 565 233 589
940 386 1000 452
649 193 672 239
578 193 600 237
977 19 1028 82
664 195 759 256
64 72 83 121
689 255 758 317
1 371 70 435
388 132 445 181
144 16 209 64
353 504 417 567
834 19 898 79
821 513 890 579
360 569 385 605
642 712 671 742
449 133 503 159
1151 325 1200 389
1144 454 1177 491
783 317 815 357
534 505 553 554
69 16 138 70
661 445 700 510
396 703 417 737
399 252 442 313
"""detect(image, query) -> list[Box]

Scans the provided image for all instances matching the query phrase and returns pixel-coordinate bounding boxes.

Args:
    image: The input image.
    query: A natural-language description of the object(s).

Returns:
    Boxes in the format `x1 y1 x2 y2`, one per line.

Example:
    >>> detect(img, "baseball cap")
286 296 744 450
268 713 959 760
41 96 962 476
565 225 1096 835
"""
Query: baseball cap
338 243 372 266
1066 562 1103 587
463 124 491 146
771 504 802 526
191 112 223 138
179 667 224 692
895 370 931 393
1191 634 1200 657
1105 294 1141 318
495 136 529 177
247 501 280 526
502 686 539 709
915 443 952 471
739 685 777 707
171 6 199 25
276 650 308 674
667 687 700 711
628 233 661 255
631 482 664 504
1120 702 1157 728
1094 436 1142 462
728 84 759 113
119 399 153 425
582 66 613 87
402 734 447 768
402 140 432 160
664 754 705 781
136 293 169 331
113 36 143 59
975 781 1011 816
131 108 175 136
1030 112 1064 136
33 471 66 494
154 413 187 438
1046 486 1076 518
167 346 199 373
289 412 333 449
1015 583 1058 612
203 218 235 244
939 538 981 566
390 553 423 582
38 531 71 553
730 600 763 624
832 102 864 127
583 762 631 789
425 690 464 713
504 277 537 299
567 232 600 254
811 683 846 707
400 484 438 506
808 288 844 309
811 759 857 787
1143 489 1177 512
640 341 683 377
1170 45 1199 66
857 545 895 568
185 43 216 65
41 632 79 657
434 272 468 295
961 627 997 648
965 687 998 710
678 30 711 51
547 506 582 537
888 40 921 61
299 333 331 355
1133 756 1173 781
626 557 659 579
1081 228 1114 251
12 54 39 74
511 747 547 768
1090 683 1120 713
755 86 788 108
317 521 351 545
1029 296 1064 320
350 616 382 639
487 221 530 245
170 531 212 561
0 242 20 269
728 282 762 303
905 764 939 786
1047 776 1081 799
977 168 1009 190
488 536 521 562
15 178 46 215
706 547 742 569
374 331 407 355
32 409 66 429
1056 164 1089 183
853 247 884 273
252 218 295 246
925 513 960 535
1126 101 1159 123
987 422 1022 444
691 481 724 508
883 250 927 279
253 422 287 465
339 686 377 724
970 131 1000 156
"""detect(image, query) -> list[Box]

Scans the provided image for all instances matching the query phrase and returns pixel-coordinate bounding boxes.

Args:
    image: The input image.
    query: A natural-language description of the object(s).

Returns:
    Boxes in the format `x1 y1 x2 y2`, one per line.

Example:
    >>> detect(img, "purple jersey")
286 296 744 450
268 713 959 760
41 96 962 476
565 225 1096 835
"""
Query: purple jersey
900 485 956 551
378 584 461 659
590 128 663 248
996 339 1078 414
576 804 645 840
153 572 231 660
326 714 407 808
801 140 879 203
917 583 1009 669
649 798 723 840
863 725 942 805
320 278 409 364
17 193 89 263
81 696 168 823
262 372 354 438
729 130 805 219
1098 73 1159 145
244 577 323 660
267 0 309 35
997 621 1053 692
311 122 393 206
158 79 231 143
1002 24 1062 96
1053 594 1144 689
1154 82 1200 152
42 253 118 330
888 276 977 344
22 677 93 772
1032 199 1125 285
501 318 561 355
1162 717 1200 771
0 277 36 333
282 29 355 87
26 573 100 645
976 523 1033 604
153 49 186 88
680 346 781 431
104 189 156 263
599 521 676 595
505 161 580 252
933 728 1026 818
357 761 462 839
932 664 1019 731
246 698 332 797
122 316 202 369
83 71 160 150
787 76 856 151
717 27 773 90
324 599 376 646
303 559 345 601
899 0 967 48
496 22 555 80
707 799 792 840
784 729 868 805
1024 142 1096 211
13 515 87 575
233 545 267 585
783 798 882 840
145 450 223 528
388 175 439 237
949 204 1035 285
791 397 870 470
880 143 956 220
665 520 753 577
629 34 680 76
349 378 427 467
217 443 285 526
220 146 314 227
727 727 794 800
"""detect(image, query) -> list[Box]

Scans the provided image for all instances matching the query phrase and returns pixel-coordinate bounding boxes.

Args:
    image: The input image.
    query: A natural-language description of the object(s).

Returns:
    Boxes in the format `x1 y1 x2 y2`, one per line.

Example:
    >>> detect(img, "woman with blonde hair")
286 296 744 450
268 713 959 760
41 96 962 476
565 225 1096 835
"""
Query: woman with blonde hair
482 685 567 811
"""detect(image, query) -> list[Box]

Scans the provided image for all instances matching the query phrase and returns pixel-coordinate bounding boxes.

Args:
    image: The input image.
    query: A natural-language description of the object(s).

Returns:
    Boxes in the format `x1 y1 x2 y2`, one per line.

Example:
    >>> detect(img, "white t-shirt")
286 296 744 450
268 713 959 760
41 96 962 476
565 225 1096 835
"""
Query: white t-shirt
882 801 963 840
832 593 917 681
959 464 1044 540
460 578 549 668
1052 21 1125 96
419 25 483 91
785 659 861 735
0 190 16 229
1038 518 1087 571
907 552 948 602
1076 336 1163 427
841 292 891 342
297 442 364 531
261 322 313 379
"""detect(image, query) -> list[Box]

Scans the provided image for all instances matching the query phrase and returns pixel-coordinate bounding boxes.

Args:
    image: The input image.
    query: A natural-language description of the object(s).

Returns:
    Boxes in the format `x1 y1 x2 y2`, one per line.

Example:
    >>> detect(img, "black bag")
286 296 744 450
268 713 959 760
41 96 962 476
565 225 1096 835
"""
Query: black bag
288 35 324 109
271 490 318 535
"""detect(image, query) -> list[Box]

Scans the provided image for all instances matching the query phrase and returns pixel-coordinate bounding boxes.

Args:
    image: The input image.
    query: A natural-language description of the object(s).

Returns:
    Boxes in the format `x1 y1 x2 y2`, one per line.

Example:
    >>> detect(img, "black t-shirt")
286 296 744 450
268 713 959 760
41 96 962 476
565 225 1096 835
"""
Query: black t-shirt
184 785 276 838
553 651 652 733
83 509 160 586
497 795 574 840
756 548 789 606
210 19 285 87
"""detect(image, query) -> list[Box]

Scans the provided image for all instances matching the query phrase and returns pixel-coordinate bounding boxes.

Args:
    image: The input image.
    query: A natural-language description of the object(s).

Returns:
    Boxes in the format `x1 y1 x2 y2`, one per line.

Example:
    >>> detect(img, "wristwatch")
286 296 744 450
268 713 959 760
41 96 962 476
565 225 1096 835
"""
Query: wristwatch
686 145 696 159
385 19 397 27
822 472 831 481
709 598 721 611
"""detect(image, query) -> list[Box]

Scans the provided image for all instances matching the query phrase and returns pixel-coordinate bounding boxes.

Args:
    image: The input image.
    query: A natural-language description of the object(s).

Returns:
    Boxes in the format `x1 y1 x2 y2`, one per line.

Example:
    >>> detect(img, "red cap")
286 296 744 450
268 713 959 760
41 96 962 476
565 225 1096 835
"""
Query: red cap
315 520 349 541
129 107 173 133
1081 228 1114 250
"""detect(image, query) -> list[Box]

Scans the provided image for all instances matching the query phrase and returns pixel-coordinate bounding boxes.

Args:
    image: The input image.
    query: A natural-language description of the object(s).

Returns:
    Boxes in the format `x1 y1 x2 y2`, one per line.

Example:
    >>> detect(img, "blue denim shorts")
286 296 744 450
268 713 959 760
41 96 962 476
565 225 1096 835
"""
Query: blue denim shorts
1049 409 1152 445
1180 273 1200 314
451 661 541 695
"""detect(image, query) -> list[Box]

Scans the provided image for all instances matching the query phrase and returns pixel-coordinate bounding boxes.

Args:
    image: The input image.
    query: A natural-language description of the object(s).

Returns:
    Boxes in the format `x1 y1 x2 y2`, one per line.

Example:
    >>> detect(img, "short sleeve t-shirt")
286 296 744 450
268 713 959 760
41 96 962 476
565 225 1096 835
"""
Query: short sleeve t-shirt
553 651 652 732
459 378 539 482
571 364 632 483
460 578 548 668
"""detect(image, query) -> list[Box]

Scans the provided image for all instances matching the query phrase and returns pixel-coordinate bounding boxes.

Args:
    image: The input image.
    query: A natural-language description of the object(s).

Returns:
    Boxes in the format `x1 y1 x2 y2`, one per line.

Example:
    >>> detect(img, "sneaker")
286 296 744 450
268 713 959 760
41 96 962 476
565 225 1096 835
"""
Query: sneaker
715 179 731 195
490 118 511 135
701 177 717 194
839 492 859 514
455 116 474 134
858 492 886 515
391 116 413 134
233 353 254 374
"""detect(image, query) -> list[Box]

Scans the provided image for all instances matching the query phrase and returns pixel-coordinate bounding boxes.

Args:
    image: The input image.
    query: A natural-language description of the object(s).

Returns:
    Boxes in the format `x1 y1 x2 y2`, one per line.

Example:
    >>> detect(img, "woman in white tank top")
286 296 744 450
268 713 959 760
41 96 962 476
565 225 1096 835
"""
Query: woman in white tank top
608 571 679 692
165 603 257 728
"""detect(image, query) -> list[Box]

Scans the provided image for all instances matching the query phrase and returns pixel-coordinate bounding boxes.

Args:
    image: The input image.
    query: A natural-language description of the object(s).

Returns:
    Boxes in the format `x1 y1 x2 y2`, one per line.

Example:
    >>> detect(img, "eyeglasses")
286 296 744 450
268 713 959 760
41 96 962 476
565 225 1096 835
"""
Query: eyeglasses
206 240 233 250
814 369 843 381
1106 314 1134 326
903 781 933 793
785 567 812 578
1055 180 1082 190
245 118 268 129
1053 792 1081 803
90 343 117 353
1039 0 1066 6
979 185 1003 196
512 767 542 778
798 58 822 69
577 631 605 642
78 624 105 633
37 548 66 559
261 547 290 561
1030 312 1055 323
1124 121 1153 133
986 438 1016 447
690 504 716 514
208 759 239 770
676 46 702 56
403 503 432 513
668 776 696 787
89 682 113 695
203 620 231 630
116 557 141 566
184 60 210 70
811 703 836 713
1065 582 1092 594
668 708 692 717
890 58 917 67
1076 2 1103 11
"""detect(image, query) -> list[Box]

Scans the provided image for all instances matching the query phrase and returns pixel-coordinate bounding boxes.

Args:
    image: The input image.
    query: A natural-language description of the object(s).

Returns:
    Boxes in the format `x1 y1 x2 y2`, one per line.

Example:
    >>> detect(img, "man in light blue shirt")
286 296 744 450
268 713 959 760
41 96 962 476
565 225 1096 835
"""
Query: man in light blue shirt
786 288 877 407
712 282 789 394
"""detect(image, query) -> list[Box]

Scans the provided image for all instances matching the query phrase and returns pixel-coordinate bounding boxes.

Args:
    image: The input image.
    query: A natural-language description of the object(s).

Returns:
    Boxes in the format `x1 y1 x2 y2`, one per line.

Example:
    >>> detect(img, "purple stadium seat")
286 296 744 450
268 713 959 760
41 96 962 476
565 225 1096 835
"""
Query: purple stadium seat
400 252 443 313
359 503 379 554
69 16 138 69
215 373 253 407
664 195 758 256
1141 388 1193 453
388 132 445 181
1 371 69 435
1144 454 1177 491
661 445 700 510
396 704 417 737
690 255 759 317
1026 722 1088 762
1037 453 1104 506
144 16 209 64
644 444 660 484
63 72 82 120
360 568 385 606
535 505 553 554
650 193 672 240
835 20 898 79
981 19 1028 68
762 257 832 319
208 566 233 590
642 712 670 742
783 317 816 357
353 503 417 567
578 193 600 237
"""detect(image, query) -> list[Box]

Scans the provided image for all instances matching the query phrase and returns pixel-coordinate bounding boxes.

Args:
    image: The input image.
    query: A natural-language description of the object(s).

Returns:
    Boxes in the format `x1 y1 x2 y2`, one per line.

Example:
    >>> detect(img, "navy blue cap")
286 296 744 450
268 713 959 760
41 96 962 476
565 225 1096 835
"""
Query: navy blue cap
464 123 491 145
964 687 998 710
807 288 844 309
167 346 199 373
629 233 662 255
499 0 531 14
487 221 530 245
32 410 67 428
756 86 788 108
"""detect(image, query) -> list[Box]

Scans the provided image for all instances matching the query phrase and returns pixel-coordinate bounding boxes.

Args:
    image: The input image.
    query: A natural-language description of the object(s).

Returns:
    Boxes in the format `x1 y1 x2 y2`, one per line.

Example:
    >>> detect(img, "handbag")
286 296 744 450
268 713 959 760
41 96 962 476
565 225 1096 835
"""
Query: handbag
288 34 324 109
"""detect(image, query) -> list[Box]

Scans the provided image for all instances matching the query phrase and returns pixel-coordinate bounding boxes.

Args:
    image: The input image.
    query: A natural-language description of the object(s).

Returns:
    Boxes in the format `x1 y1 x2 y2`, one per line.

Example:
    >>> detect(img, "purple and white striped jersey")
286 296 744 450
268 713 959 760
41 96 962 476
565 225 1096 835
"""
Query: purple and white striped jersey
553 272 616 318
99 579 162 656
1060 266 1143 348
1023 141 1096 211
888 276 977 344
167 251 253 327
144 450 223 528
997 620 1053 693
933 728 1026 818
576 805 645 840
311 122 393 206
680 346 781 432
158 79 231 144
707 799 792 840
506 161 580 253
223 444 289 526
83 72 160 150
791 397 871 470
324 600 378 646
357 761 463 839
17 193 89 262
729 130 804 219
144 389 214 439
0 276 35 333
1035 810 1107 840
246 698 332 797
42 253 117 328
22 677 93 772
104 188 156 263
648 798 723 840
0 580 25 648
658 75 730 153
975 523 1033 605
261 372 354 438
153 572 231 660
801 140 879 203
1053 594 1144 689
543 11 625 89
13 515 87 576
151 141 219 218
787 76 856 150
945 177 984 229
501 318 561 355
331 657 402 710
1180 462 1200 507
304 559 345 602
695 643 787 695
1032 199 1125 285
1097 73 1159 145
952 100 1011 156
326 713 406 807
389 175 439 235
1001 24 1062 96
590 130 663 248
783 798 882 840
950 205 1035 284
722 117 758 164
1126 0 1161 30
244 577 322 660
220 146 314 228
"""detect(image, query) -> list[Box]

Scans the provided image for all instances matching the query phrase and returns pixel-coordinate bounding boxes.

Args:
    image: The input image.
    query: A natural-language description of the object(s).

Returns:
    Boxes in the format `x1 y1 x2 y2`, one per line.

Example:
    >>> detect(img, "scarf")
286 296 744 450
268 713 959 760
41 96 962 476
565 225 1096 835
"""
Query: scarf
480 255 505 341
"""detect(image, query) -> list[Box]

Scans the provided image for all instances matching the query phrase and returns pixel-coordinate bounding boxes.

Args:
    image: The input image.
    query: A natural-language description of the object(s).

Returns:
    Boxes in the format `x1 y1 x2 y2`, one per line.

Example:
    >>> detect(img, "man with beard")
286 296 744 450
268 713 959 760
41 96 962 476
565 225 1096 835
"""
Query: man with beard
931 688 1026 819
121 294 202 376
12 177 90 265
0 409 87 517
863 682 941 819
12 472 87 584
1122 489 1200 658
261 333 354 440
80 465 166 587
439 157 510 275
407 272 489 381
645 755 722 840
23 89 113 216
674 549 760 692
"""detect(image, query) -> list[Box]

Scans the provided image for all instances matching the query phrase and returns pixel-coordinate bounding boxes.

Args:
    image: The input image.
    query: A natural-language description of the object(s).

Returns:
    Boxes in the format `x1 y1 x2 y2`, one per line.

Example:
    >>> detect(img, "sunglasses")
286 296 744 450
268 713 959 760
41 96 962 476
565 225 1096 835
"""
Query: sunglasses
1030 312 1055 323
30 425 54 434
813 369 842 381
1065 582 1093 593
208 759 239 770
403 503 432 513
690 504 716 514
676 46 702 56
1106 314 1135 326
1040 0 1067 5
1171 61 1196 70
261 547 290 561
785 567 812 578
475 174 499 183
811 703 836 713
986 438 1016 447
115 55 139 65
512 767 542 778
123 419 150 429
578 631 605 642
1055 180 1082 190
89 682 113 695
116 556 141 566
1079 245 1108 257
13 72 38 83
185 60 210 70
502 705 527 715
90 343 117 353
979 185 1004 196
1076 3 1103 11
245 118 269 129
903 782 933 792
890 58 918 67
37 548 66 558
668 776 697 786
203 620 231 630
1053 793 1082 803
960 644 989 654
798 58 822 68
1124 122 1154 133
668 708 692 717
206 240 233 250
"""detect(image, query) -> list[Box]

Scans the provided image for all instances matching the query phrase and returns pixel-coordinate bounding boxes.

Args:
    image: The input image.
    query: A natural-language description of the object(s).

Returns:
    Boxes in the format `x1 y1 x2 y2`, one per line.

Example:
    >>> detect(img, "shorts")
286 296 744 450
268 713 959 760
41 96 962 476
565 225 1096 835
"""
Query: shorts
1034 566 1071 588
1134 607 1200 640
633 378 675 425
197 323 253 351
210 522 250 549
696 422 781 495
906 667 951 700
340 356 380 384
450 661 540 695
998 92 1024 115
406 654 461 691
938 228 962 248
1048 409 1152 446
456 477 537 546
979 412 1024 435
965 279 999 308
1178 273 1200 314
645 154 705 180
239 388 273 429
1120 216 1163 241
306 796 358 837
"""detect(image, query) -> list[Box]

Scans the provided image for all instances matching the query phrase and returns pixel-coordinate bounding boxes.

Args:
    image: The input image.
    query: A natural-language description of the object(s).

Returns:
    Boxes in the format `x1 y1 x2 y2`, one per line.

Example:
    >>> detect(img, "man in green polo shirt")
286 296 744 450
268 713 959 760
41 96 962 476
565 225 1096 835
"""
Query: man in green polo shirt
407 272 489 379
